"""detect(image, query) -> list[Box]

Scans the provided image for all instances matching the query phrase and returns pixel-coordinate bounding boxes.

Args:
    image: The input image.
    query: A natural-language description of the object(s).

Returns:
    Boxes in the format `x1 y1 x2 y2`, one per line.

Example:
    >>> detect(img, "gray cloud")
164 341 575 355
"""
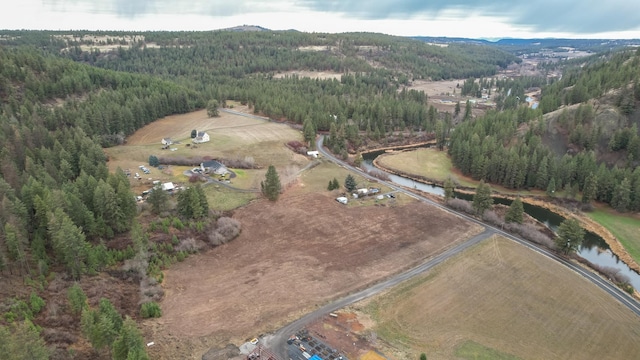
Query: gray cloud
297 0 640 34
42 0 640 35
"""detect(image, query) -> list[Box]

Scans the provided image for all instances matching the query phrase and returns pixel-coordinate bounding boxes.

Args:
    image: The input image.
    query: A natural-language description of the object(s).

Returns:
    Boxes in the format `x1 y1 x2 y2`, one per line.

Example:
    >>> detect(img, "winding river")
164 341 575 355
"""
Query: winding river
362 149 640 290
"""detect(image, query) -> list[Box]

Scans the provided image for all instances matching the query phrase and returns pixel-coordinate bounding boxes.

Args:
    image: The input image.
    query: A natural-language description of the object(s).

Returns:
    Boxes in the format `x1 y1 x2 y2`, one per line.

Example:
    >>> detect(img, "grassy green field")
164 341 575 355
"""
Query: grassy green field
455 340 520 360
364 236 640 360
588 209 640 264
376 148 475 187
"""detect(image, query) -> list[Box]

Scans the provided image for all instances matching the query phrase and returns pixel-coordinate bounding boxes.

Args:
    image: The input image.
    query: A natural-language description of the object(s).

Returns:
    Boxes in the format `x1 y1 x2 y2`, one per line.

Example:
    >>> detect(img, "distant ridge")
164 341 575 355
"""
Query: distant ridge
221 25 271 32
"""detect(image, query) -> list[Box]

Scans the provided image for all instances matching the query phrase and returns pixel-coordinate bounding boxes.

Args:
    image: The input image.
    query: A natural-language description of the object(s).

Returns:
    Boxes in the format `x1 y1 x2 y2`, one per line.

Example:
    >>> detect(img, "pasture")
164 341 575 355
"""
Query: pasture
363 236 640 360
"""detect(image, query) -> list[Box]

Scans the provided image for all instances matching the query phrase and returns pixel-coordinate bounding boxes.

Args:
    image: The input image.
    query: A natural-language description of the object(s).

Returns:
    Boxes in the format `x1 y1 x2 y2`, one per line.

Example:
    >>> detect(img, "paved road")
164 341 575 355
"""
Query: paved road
260 136 640 359
315 136 640 313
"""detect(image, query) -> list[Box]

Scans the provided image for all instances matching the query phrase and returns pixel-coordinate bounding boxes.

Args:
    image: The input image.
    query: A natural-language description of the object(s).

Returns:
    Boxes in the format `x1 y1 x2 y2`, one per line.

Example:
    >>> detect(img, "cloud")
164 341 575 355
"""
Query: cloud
297 0 640 34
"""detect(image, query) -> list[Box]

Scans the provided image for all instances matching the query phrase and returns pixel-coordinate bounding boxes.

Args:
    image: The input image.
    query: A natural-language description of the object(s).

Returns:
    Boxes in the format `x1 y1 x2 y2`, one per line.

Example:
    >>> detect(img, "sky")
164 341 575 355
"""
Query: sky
1 0 640 39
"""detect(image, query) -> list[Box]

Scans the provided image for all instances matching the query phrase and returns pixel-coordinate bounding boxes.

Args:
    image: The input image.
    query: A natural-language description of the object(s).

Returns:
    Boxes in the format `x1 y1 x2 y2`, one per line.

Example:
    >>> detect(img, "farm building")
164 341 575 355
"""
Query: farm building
201 160 229 176
192 131 210 144
161 138 172 145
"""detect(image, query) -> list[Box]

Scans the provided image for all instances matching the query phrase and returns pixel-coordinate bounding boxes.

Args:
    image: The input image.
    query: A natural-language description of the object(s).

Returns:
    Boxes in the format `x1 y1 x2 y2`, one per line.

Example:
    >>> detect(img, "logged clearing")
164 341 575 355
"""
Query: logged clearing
145 191 483 359
408 79 462 97
273 70 343 80
362 236 640 360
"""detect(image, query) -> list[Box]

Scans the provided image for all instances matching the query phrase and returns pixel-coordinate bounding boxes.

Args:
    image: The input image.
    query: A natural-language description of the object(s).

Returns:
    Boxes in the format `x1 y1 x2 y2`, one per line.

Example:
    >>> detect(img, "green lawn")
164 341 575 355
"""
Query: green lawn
202 185 256 211
455 341 520 360
587 209 640 264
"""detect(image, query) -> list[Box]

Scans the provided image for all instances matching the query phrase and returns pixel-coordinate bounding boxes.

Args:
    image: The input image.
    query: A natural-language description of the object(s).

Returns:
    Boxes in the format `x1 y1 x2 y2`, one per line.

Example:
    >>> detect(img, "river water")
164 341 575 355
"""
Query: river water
362 149 640 290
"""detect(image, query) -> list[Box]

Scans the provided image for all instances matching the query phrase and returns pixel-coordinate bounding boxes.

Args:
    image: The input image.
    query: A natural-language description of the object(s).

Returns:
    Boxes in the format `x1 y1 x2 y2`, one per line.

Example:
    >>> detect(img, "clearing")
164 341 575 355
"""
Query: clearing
144 190 483 359
351 236 640 360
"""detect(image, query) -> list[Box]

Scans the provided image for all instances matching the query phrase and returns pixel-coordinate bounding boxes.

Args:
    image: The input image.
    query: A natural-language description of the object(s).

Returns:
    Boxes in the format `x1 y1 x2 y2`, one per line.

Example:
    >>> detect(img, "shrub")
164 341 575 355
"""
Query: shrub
208 217 242 246
446 198 474 214
481 210 504 227
140 302 162 319
175 238 202 253
29 293 46 314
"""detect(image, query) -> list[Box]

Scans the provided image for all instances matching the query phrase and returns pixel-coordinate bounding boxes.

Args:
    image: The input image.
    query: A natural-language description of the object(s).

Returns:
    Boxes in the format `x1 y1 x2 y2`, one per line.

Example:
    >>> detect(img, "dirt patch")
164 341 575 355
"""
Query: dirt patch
145 191 482 359
273 70 343 80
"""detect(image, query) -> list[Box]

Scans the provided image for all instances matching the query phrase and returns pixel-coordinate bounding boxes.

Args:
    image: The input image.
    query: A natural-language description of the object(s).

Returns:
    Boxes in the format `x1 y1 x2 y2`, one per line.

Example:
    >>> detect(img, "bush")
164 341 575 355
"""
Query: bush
29 293 46 314
482 210 504 227
175 238 203 253
208 217 242 246
140 302 162 319
446 198 474 214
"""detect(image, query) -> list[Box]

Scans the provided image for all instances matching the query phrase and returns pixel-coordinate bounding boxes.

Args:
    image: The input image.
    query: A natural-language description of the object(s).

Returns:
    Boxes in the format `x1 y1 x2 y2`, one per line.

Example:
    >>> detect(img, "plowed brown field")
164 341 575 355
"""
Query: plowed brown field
144 190 482 359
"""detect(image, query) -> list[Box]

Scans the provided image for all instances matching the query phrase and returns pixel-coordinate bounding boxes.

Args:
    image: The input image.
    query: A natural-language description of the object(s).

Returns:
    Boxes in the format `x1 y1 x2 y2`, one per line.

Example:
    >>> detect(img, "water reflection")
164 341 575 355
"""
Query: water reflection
362 148 640 289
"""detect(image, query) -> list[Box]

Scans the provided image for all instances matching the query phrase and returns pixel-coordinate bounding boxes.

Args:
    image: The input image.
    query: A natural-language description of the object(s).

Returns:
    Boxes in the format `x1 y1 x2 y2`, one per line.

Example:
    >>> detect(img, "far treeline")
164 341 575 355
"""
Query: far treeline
450 48 640 212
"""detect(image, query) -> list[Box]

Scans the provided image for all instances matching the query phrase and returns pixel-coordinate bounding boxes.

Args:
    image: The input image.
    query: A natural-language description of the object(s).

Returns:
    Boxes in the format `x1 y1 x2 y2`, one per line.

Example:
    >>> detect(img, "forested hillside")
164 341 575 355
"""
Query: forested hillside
449 48 640 212
0 46 205 358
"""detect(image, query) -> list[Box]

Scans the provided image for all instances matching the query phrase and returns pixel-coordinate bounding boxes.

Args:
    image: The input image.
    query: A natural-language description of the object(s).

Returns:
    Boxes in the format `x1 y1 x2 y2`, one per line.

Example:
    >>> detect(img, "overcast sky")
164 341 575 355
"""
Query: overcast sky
2 0 640 39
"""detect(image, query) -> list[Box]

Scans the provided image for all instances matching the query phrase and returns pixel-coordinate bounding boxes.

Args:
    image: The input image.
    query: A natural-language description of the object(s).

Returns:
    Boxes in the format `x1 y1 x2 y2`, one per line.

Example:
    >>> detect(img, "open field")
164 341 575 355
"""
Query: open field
588 208 640 265
407 79 462 97
144 191 483 359
358 236 640 360
375 148 475 187
104 108 308 204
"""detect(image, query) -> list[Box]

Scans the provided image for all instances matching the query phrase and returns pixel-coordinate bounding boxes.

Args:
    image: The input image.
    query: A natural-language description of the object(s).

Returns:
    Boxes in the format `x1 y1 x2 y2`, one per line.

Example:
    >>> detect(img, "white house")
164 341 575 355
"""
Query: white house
306 150 319 158
161 182 175 191
192 131 210 144
161 138 172 145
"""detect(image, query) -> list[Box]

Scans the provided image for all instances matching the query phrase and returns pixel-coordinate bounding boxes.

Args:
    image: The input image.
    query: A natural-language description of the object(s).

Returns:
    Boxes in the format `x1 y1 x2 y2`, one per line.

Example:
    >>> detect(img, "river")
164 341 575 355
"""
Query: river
362 149 640 290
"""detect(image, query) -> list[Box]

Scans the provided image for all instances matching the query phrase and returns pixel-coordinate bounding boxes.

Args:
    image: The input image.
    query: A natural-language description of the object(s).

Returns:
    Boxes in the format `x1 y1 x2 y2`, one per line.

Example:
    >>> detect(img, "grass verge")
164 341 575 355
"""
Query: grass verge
587 209 640 264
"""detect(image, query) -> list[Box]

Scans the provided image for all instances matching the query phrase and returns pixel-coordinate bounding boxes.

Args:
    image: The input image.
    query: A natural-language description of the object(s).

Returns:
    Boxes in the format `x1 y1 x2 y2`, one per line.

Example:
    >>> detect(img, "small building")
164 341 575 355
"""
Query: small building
306 150 319 158
161 138 172 146
336 197 348 205
201 160 229 176
161 182 175 192
192 131 210 144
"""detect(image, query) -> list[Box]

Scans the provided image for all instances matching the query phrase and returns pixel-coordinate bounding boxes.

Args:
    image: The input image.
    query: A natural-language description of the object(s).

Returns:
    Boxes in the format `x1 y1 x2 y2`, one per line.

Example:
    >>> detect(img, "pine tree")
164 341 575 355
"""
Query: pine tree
472 180 493 215
147 185 169 215
112 317 149 360
546 177 556 197
505 197 524 224
582 173 598 204
67 283 88 316
555 218 585 254
344 174 357 192
611 178 631 212
261 165 281 201
303 117 316 148
443 177 455 202
206 99 219 117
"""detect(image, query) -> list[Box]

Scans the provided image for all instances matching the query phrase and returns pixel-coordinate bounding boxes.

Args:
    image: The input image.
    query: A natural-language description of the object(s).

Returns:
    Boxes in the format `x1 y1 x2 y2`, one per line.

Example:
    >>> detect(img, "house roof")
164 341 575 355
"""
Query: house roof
201 160 225 170
161 182 175 191
197 131 206 137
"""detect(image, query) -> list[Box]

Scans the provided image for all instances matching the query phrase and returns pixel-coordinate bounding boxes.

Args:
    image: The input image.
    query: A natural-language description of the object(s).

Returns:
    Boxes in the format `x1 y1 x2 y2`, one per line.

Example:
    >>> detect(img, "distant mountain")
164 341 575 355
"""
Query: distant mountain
221 25 271 32
412 36 640 53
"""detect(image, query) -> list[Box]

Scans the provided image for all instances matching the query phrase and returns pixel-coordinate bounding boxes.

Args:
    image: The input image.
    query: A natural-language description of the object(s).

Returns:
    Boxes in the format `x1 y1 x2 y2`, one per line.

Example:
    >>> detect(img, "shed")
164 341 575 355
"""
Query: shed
161 182 175 191
336 197 348 205
306 150 319 158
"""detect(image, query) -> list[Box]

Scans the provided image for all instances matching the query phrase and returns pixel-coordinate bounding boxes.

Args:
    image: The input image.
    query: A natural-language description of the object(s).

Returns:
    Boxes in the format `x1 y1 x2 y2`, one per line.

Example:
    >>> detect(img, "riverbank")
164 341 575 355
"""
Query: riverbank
370 149 640 277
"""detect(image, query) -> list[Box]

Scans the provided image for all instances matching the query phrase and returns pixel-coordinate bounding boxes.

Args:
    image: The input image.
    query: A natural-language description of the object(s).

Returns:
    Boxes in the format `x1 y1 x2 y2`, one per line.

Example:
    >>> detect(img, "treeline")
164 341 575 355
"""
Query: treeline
539 49 640 113
0 48 203 143
448 107 640 212
0 47 203 279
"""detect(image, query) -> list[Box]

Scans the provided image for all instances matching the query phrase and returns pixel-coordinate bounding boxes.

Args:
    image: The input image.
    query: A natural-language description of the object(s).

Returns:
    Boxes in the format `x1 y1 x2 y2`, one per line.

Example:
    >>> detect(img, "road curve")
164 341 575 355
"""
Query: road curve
260 136 640 359
315 135 640 317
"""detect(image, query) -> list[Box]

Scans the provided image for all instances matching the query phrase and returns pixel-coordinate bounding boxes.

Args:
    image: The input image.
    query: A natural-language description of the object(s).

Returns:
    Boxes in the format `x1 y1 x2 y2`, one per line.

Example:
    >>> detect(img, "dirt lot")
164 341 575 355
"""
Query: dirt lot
144 190 482 359
352 236 640 360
